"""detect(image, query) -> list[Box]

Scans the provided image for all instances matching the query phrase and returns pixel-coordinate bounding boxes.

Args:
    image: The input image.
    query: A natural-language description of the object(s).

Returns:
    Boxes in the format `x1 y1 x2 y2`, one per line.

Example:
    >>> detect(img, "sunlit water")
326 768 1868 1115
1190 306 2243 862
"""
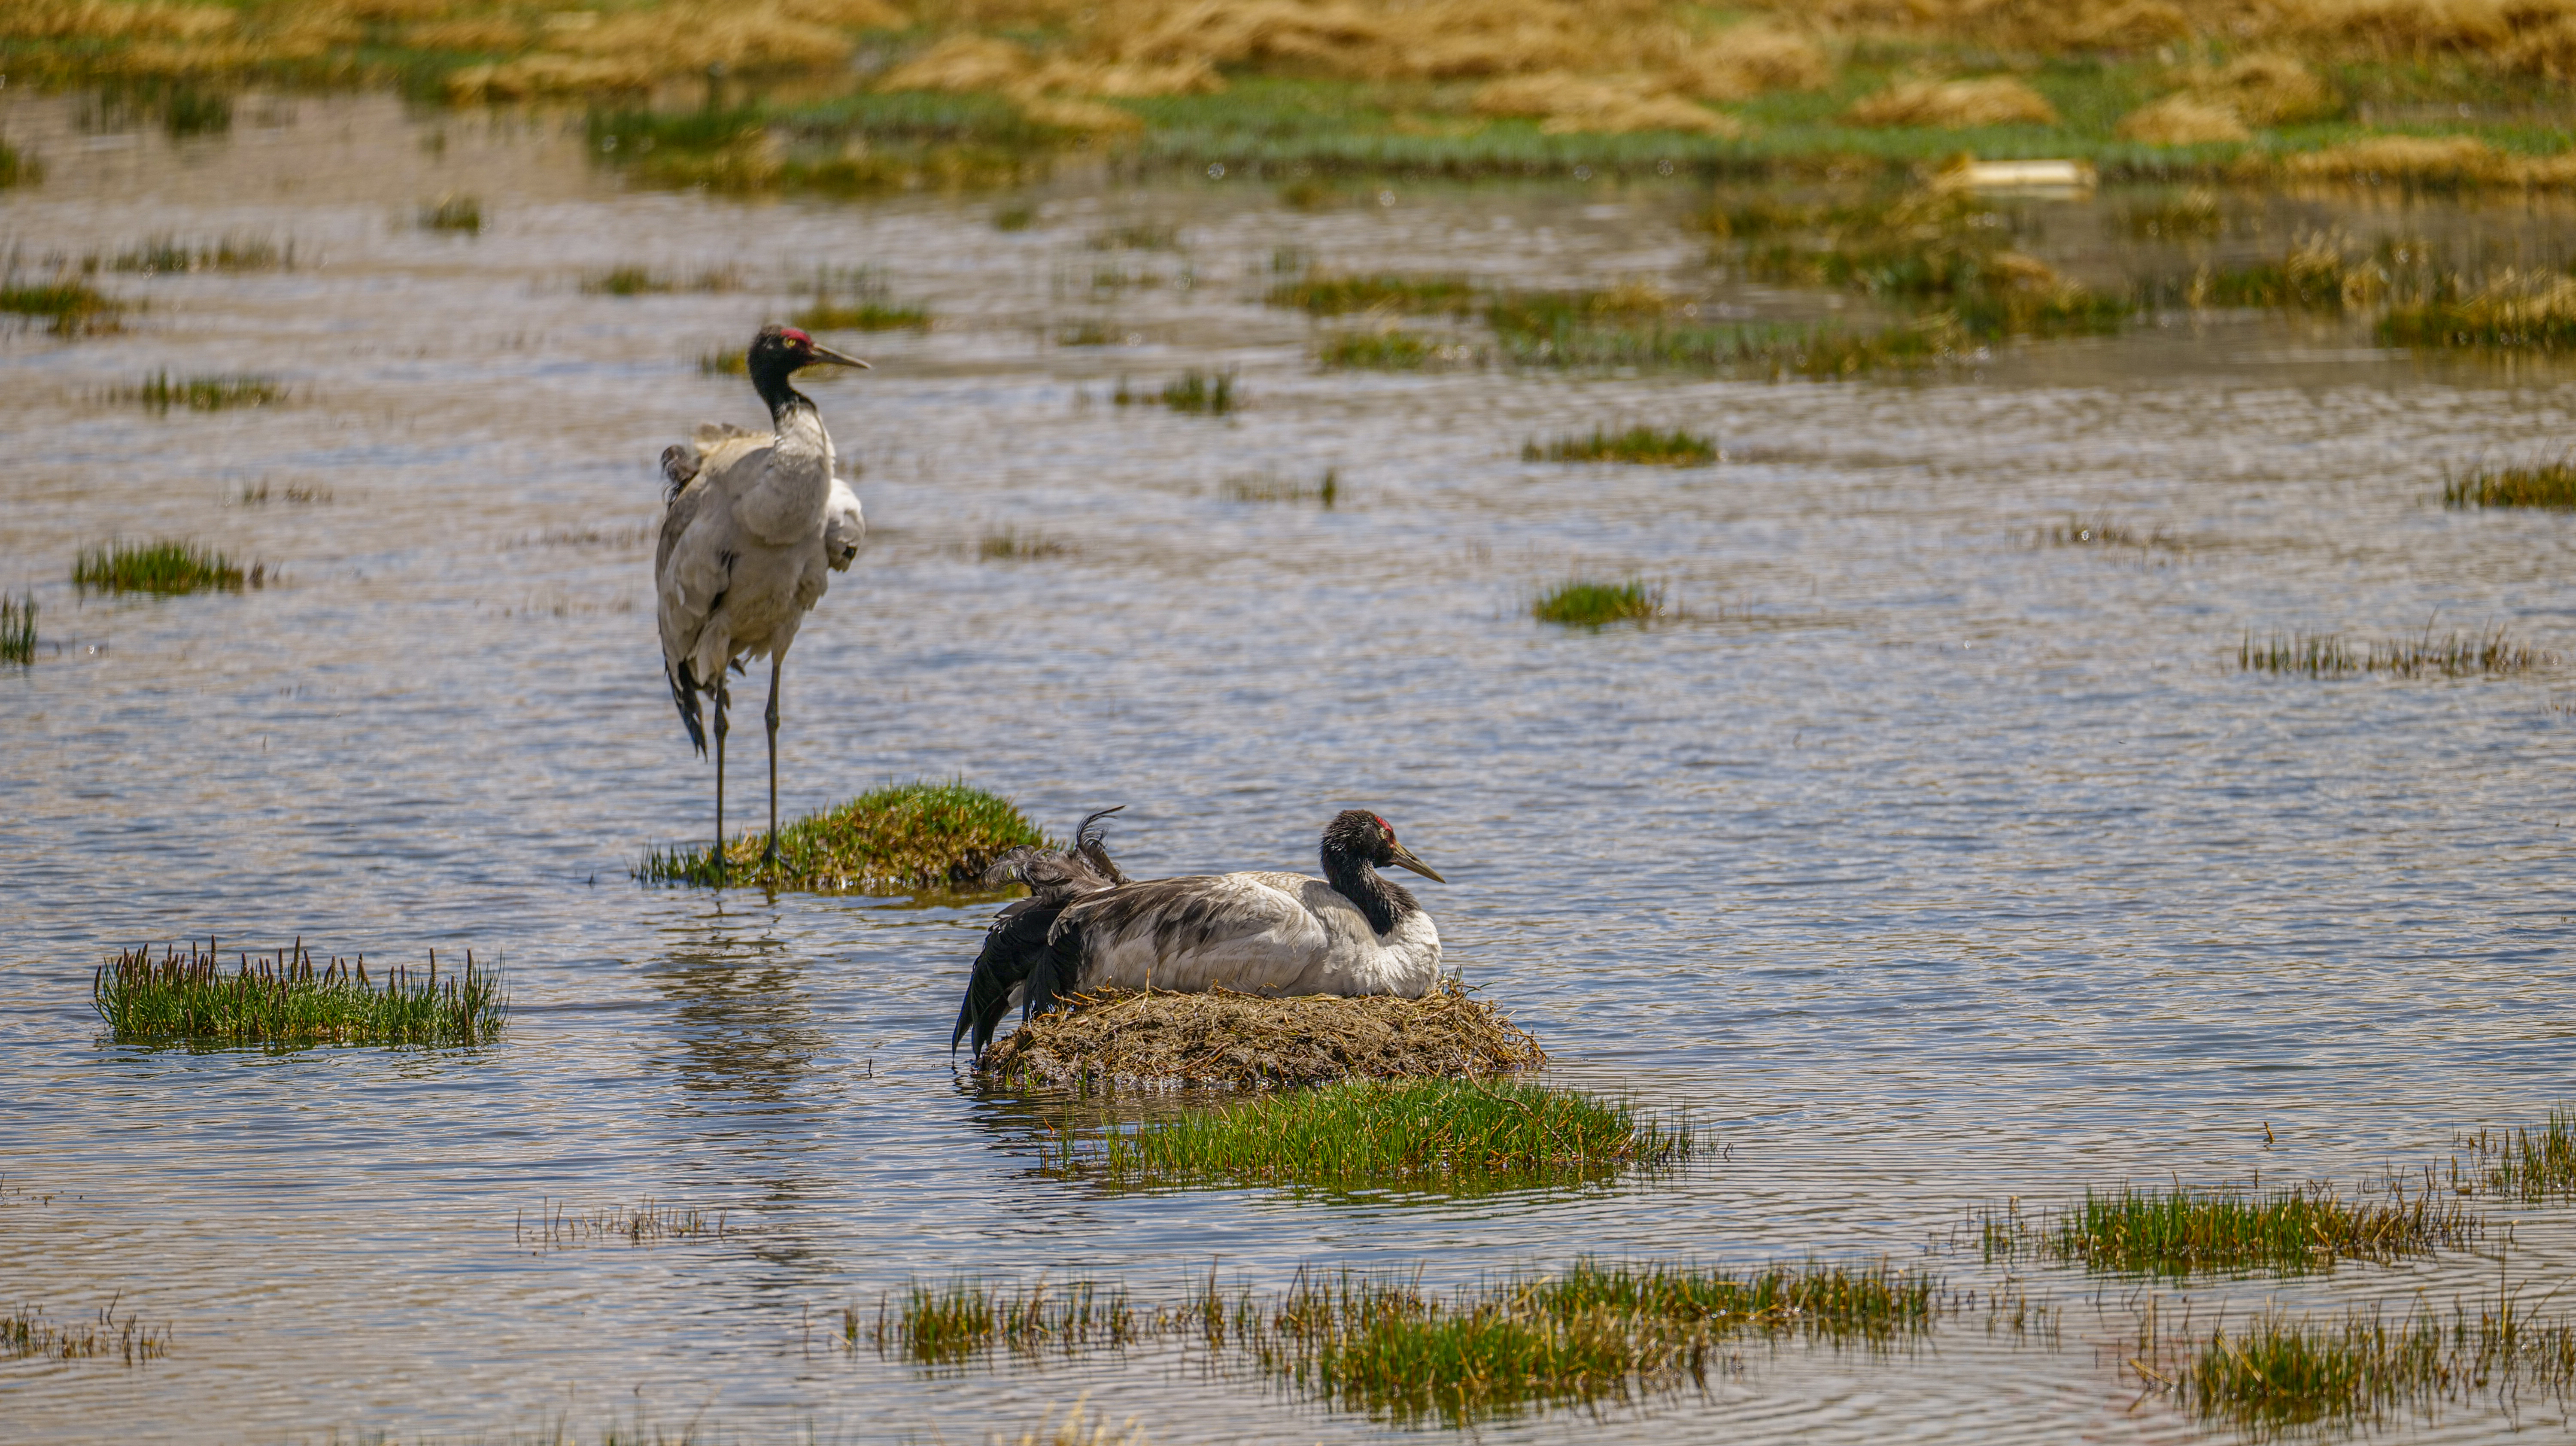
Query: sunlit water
6 90 2576 1445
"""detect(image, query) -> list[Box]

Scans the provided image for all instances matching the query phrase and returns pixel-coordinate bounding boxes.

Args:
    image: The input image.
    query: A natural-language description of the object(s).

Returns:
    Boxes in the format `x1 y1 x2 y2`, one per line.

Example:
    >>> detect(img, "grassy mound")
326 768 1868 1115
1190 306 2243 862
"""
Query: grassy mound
978 980 1544 1089
636 779 1043 893
1534 578 1664 627
1050 1078 1683 1186
94 939 504 1048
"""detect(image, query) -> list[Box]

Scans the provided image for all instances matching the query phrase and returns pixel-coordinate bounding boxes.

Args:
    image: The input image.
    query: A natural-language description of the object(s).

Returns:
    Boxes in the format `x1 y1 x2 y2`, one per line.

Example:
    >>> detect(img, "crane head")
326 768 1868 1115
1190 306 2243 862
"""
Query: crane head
750 323 870 375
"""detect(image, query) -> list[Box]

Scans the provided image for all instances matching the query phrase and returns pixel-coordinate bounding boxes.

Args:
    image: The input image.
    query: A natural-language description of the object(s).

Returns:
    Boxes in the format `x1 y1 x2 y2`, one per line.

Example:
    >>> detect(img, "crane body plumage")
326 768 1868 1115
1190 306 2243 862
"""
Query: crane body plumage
952 809 1448 1058
654 324 868 865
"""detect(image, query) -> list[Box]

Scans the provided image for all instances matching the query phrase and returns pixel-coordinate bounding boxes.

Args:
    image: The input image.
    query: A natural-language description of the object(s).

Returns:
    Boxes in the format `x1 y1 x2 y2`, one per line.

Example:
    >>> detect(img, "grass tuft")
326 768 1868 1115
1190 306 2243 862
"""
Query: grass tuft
1088 221 1179 251
94 939 505 1048
2458 1106 2576 1202
2 1302 169 1365
1221 468 1339 505
101 233 292 273
113 371 287 412
2445 459 2576 508
418 193 483 233
1159 369 1234 413
73 539 255 595
581 264 739 295
1048 1078 1686 1188
0 137 41 189
1995 1183 2478 1277
979 528 1071 560
636 778 1044 893
1 593 32 665
1525 425 1715 466
1316 330 1473 369
1 276 122 336
1534 578 1663 628
2239 622 2549 678
792 266 930 331
1265 273 1478 316
516 1198 735 1251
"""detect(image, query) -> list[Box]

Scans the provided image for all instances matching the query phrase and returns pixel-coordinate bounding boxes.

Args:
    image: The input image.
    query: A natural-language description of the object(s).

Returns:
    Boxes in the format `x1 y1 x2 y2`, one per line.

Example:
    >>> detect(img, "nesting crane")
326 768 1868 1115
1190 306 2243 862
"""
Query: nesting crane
656 323 869 873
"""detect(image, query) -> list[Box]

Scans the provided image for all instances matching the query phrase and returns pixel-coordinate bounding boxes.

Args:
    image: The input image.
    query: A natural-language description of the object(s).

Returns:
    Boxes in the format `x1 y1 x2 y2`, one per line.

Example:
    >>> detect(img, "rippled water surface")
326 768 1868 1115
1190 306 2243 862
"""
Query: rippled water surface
7 91 2576 1445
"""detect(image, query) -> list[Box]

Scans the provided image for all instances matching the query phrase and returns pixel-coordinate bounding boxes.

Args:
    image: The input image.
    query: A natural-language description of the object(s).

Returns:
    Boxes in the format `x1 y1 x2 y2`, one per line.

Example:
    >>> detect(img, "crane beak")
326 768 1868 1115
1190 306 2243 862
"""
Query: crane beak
806 343 872 370
1388 843 1446 884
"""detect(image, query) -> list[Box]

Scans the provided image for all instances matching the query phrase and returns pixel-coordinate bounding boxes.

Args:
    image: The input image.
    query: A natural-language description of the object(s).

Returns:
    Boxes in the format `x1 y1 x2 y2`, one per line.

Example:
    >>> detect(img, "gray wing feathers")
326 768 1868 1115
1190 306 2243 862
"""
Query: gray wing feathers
1052 875 1293 958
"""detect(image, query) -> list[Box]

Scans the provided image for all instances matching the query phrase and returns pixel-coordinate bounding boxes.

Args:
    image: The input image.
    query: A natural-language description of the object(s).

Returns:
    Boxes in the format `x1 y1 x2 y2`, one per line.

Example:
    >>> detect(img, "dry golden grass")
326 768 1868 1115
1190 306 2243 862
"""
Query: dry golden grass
1669 24 1833 100
1470 73 1739 134
2277 132 2576 188
977 980 1547 1090
2202 53 2341 123
2118 93 2251 143
1844 76 2060 128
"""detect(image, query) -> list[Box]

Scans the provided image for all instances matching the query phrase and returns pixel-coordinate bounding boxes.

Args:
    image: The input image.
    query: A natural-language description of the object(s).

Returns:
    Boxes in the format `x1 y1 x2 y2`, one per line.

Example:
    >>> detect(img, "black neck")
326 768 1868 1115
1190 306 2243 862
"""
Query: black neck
1321 840 1416 936
750 361 811 420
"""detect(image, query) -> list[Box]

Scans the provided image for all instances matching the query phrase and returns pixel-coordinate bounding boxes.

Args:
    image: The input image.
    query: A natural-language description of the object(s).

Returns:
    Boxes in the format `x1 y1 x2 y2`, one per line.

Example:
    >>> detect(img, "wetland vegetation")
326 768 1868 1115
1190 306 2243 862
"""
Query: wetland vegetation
1986 1181 2479 1276
1 592 32 665
635 778 1044 893
1533 578 1665 628
2 1301 170 1365
1044 1078 1686 1188
2238 622 2550 678
1525 425 1717 467
2446 458 2576 508
112 371 288 413
792 266 931 331
73 539 256 594
93 940 506 1047
2459 1106 2576 1201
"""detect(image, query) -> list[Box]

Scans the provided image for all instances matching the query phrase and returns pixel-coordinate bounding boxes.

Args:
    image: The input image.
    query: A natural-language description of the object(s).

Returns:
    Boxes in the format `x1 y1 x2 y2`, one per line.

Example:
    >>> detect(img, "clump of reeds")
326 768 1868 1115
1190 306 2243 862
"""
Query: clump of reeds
517 1197 734 1251
93 939 506 1047
2002 1182 2478 1277
2239 622 2550 678
419 193 483 233
1088 221 1179 251
978 979 1545 1089
979 528 1070 560
2458 1106 2576 1201
1048 1078 1686 1187
2141 1290 2576 1436
793 266 930 331
2114 190 2226 240
868 1278 1144 1365
1 592 32 665
1265 274 1478 316
1525 426 1715 466
2445 459 2576 509
581 264 739 295
1317 330 1464 369
0 137 40 189
3 1300 170 1365
73 540 256 595
1220 468 1338 505
871 1257 1948 1424
113 371 288 412
636 778 1044 893
1156 368 1234 414
1533 578 1663 627
100 233 293 273
1 275 122 336
234 481 332 507
2382 278 2576 351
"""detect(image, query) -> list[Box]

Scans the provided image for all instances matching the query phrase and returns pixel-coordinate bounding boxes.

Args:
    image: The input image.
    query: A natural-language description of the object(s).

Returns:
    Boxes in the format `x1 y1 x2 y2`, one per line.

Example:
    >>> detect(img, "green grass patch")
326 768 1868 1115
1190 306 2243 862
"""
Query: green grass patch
1265 273 1478 316
1993 1183 2478 1277
0 137 40 188
73 539 253 595
1088 220 1180 251
1116 369 1235 414
94 939 505 1048
1534 578 1663 628
0 592 31 666
1049 1078 1685 1188
1221 468 1340 505
3 1301 170 1365
2458 1106 2576 1202
581 263 738 296
1525 425 1715 466
2382 291 2576 350
1316 329 1463 369
113 371 288 412
98 233 293 273
418 193 483 233
871 1256 1948 1424
978 528 1070 560
586 99 1057 197
1 276 122 336
2239 622 2549 678
2446 459 2576 508
635 778 1045 893
792 266 930 331
697 347 748 376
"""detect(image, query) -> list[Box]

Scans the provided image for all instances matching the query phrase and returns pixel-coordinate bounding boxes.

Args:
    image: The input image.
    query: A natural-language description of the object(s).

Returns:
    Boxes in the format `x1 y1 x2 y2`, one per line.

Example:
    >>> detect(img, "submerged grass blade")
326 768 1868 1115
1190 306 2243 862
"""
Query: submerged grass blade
93 939 506 1047
1 592 32 665
635 778 1044 893
2239 622 2549 678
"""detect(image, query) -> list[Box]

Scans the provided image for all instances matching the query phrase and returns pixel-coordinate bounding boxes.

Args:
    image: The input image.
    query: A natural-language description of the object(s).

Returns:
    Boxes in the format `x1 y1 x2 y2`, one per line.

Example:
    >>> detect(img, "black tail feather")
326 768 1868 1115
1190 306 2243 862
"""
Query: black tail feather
952 805 1126 1058
954 898 1053 1055
668 659 707 756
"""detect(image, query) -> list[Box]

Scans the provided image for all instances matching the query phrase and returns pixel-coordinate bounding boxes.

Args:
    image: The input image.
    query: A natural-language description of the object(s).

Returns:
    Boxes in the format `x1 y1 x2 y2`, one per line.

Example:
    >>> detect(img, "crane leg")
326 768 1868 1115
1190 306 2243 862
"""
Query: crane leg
763 656 783 866
711 677 730 882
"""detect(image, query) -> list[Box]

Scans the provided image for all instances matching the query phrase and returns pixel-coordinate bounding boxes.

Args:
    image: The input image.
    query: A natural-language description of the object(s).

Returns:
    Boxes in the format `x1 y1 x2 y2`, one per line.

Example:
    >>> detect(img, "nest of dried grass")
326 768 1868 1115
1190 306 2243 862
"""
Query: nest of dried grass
977 979 1547 1090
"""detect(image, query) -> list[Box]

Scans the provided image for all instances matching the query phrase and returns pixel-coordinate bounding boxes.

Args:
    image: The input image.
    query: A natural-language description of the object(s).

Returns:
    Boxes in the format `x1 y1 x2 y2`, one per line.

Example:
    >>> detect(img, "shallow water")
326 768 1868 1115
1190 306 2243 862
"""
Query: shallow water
6 91 2576 1444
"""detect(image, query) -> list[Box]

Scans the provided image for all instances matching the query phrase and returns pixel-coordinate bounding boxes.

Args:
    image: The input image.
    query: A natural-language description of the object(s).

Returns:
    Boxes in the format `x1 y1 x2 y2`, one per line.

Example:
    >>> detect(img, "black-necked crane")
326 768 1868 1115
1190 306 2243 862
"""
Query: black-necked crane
952 808 1447 1056
656 323 869 872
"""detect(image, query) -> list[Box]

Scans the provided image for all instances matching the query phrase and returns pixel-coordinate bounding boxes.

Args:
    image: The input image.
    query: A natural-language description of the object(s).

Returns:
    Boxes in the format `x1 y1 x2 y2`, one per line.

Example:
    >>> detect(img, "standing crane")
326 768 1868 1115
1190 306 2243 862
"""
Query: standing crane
656 323 869 875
